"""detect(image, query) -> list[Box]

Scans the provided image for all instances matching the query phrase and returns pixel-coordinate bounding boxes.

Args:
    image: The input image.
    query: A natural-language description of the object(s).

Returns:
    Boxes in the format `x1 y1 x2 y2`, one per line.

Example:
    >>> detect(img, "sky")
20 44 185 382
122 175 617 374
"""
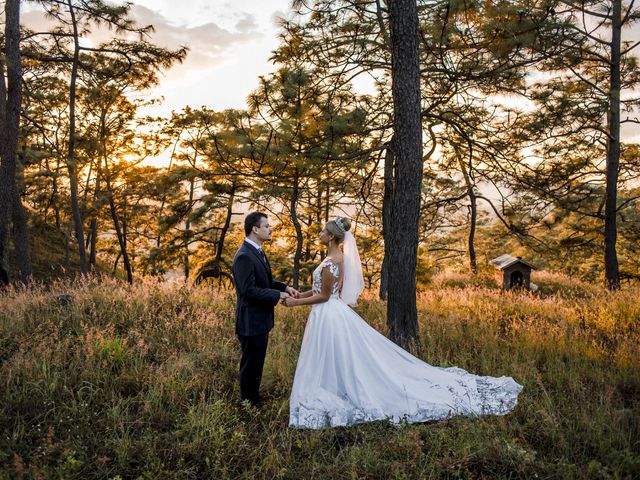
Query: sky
20 1 640 141
129 0 294 114
23 0 295 115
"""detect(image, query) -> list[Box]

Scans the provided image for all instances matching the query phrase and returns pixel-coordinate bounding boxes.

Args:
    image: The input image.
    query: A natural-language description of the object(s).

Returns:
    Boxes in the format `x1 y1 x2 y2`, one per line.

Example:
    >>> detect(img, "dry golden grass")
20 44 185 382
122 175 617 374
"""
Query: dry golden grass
1 274 638 479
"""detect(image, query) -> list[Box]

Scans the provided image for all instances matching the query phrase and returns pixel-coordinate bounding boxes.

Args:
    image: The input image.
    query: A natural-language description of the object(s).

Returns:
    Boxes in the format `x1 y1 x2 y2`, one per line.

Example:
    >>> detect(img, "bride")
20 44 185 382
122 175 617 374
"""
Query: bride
283 216 523 429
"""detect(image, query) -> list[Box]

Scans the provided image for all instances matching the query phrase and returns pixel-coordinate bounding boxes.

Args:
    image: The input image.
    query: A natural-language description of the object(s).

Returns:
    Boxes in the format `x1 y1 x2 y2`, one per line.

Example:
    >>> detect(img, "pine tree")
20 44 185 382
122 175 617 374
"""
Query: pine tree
0 0 32 285
511 0 640 289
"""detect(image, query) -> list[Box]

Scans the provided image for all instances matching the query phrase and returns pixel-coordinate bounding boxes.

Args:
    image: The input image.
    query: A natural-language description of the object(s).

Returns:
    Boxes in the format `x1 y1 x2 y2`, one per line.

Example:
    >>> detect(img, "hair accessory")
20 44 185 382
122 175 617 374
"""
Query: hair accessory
334 217 346 234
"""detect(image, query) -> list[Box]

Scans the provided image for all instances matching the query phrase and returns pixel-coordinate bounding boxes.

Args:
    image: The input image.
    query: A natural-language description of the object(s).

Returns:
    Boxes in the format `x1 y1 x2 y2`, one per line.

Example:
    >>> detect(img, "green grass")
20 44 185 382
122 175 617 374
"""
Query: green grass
1 275 639 479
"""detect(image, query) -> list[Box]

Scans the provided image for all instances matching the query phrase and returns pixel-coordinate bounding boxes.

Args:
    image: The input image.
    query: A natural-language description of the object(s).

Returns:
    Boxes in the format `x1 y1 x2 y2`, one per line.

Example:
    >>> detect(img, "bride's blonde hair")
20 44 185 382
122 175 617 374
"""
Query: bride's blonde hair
325 217 352 243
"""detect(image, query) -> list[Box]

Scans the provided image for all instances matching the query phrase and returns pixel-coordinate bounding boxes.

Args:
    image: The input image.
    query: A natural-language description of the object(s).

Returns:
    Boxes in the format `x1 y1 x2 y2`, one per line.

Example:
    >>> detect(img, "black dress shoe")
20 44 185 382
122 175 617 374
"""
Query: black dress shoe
240 398 260 409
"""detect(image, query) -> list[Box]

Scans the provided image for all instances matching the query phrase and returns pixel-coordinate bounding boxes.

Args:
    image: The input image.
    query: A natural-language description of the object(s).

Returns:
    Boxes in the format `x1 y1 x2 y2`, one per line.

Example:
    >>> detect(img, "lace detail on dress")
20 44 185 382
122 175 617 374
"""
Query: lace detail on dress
312 258 341 296
290 367 523 428
288 295 523 429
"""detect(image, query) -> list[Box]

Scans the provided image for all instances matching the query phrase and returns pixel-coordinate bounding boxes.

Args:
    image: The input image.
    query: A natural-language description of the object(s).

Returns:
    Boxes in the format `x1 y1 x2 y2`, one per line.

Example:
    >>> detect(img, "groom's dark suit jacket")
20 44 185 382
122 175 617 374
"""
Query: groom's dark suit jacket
232 241 287 336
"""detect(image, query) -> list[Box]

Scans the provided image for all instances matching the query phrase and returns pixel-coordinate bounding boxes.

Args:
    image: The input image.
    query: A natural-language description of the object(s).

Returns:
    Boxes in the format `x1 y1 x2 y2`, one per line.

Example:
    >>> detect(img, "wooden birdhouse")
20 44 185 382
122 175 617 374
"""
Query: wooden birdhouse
490 254 535 290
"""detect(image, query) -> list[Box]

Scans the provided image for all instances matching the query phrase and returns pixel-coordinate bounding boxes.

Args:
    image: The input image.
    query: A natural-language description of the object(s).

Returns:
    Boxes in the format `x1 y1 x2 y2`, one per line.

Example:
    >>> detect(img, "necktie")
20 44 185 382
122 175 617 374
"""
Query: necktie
259 249 267 263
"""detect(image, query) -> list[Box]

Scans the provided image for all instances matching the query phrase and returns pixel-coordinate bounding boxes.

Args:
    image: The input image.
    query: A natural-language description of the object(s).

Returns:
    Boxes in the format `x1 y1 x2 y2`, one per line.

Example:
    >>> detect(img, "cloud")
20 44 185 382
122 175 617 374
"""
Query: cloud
235 13 260 34
20 2 284 113
21 4 263 71
131 5 262 65
21 8 60 32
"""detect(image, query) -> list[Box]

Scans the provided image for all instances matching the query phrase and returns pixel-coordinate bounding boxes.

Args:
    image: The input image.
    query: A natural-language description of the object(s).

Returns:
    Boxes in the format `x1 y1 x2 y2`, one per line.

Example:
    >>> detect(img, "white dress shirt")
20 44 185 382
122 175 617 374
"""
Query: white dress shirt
244 237 263 253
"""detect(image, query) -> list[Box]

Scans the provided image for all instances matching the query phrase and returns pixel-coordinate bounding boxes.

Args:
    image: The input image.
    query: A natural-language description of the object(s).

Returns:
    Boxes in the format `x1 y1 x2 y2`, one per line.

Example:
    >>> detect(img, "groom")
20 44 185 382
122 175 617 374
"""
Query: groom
232 212 299 407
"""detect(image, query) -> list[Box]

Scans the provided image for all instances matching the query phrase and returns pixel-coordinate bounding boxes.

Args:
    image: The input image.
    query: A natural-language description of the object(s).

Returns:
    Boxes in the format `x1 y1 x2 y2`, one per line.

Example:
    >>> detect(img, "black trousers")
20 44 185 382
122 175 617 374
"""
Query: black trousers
238 333 269 406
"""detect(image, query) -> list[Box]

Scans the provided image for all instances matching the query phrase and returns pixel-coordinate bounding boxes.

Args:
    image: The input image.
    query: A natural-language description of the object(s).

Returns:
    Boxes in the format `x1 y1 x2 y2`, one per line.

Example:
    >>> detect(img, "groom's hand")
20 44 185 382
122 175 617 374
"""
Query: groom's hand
285 286 300 298
280 291 291 300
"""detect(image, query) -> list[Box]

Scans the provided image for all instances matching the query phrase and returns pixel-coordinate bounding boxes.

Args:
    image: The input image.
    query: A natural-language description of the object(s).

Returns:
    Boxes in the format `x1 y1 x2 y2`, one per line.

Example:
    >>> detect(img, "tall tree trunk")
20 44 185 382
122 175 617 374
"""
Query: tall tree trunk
0 57 9 285
97 101 134 283
456 150 477 273
467 191 477 273
113 251 121 275
107 192 132 283
65 223 71 266
89 212 98 269
386 0 423 352
304 215 312 262
291 167 303 289
184 177 195 280
123 195 130 273
215 183 236 263
12 191 32 282
315 181 325 261
324 184 330 223
53 160 61 229
67 0 89 275
44 157 52 222
379 138 395 300
312 181 323 261
376 0 392 301
13 148 32 283
83 159 97 269
0 0 26 285
291 80 304 289
604 0 621 290
103 156 133 284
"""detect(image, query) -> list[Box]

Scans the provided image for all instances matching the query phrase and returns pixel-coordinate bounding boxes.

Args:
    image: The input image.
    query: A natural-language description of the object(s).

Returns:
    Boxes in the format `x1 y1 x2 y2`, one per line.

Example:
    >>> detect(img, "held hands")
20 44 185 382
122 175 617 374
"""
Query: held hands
285 286 301 298
283 296 297 307
279 286 301 307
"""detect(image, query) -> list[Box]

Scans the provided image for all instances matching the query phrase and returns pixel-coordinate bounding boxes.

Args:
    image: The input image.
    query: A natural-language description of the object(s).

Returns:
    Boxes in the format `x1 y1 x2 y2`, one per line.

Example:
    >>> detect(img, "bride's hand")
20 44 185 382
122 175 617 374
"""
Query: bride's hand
284 297 297 307
285 286 301 298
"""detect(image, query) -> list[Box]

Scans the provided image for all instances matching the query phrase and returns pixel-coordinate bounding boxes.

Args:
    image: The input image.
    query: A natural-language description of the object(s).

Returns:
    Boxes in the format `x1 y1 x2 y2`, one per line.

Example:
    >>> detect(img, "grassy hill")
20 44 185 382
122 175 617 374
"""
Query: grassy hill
0 274 638 478
7 221 113 283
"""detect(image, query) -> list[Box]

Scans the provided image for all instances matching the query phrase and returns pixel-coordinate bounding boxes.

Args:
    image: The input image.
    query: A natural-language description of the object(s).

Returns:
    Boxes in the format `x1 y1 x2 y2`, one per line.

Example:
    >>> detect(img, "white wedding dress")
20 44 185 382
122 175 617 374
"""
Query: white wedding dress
289 258 523 429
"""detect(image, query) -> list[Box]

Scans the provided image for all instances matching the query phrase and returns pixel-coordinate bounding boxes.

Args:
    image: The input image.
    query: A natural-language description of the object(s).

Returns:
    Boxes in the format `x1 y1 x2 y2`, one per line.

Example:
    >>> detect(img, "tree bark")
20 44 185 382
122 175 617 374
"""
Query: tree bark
291 167 303 289
310 180 323 262
84 159 99 270
14 147 32 282
379 138 395 300
123 195 130 273
184 177 195 280
64 223 71 266
96 98 134 282
0 54 7 284
386 0 423 352
89 216 98 269
215 182 236 263
467 191 478 273
0 0 28 285
102 154 133 284
67 0 89 275
456 150 477 273
108 190 132 284
604 0 621 290
113 251 121 274
53 160 61 229
12 190 32 283
315 181 324 262
324 184 330 223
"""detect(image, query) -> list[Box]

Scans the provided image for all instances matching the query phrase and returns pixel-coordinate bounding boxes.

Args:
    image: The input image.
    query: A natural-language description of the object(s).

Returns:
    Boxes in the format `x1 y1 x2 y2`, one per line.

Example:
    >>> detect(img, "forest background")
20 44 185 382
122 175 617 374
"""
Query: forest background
1 0 640 295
